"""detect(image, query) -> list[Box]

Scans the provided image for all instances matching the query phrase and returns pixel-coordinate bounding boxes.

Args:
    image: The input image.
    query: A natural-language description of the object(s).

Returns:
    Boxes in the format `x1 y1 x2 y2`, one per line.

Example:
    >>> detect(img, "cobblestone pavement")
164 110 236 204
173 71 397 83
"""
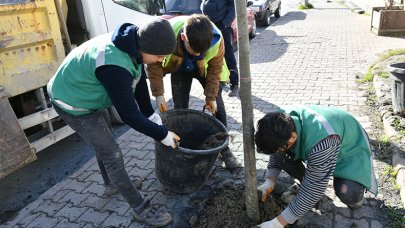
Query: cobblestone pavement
3 0 405 227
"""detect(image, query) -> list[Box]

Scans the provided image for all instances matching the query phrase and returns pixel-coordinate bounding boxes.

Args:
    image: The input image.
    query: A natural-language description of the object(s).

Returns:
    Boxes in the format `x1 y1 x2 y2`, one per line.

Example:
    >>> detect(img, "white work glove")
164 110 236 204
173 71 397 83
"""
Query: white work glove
257 178 276 202
148 112 162 125
160 131 180 148
259 217 284 228
155 96 167 112
205 100 217 114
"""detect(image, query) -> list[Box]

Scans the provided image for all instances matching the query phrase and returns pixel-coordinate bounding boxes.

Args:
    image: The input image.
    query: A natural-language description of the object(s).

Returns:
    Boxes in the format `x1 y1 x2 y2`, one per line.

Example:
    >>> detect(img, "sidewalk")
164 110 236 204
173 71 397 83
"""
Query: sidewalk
3 0 405 227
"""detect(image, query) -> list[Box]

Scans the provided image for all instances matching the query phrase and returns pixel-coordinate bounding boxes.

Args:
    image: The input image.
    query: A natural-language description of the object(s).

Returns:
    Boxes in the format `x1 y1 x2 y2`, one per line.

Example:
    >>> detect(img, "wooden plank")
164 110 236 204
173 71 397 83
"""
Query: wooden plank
18 107 59 130
31 125 75 153
0 90 36 179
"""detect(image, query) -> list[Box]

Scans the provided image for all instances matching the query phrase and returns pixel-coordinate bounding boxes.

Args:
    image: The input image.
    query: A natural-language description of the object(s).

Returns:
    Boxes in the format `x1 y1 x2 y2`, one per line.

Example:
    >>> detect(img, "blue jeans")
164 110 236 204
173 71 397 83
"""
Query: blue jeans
171 70 227 127
54 105 143 208
215 22 238 86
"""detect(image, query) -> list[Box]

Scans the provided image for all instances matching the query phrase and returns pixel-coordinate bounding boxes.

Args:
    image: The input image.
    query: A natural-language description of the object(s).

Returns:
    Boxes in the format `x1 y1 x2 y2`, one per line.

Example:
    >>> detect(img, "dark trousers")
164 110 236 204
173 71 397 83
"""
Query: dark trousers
215 22 238 86
273 151 365 206
54 105 143 208
171 71 227 127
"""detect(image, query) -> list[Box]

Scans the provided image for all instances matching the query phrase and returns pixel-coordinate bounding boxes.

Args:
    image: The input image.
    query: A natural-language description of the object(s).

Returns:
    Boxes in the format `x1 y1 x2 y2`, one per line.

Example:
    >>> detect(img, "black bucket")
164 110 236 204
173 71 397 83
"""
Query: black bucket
154 109 228 193
388 63 405 113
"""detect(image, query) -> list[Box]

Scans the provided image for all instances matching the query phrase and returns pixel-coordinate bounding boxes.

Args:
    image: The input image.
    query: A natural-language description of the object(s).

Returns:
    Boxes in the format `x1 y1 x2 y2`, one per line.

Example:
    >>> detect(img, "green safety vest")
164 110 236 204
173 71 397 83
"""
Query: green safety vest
164 16 230 81
48 33 142 115
280 105 378 195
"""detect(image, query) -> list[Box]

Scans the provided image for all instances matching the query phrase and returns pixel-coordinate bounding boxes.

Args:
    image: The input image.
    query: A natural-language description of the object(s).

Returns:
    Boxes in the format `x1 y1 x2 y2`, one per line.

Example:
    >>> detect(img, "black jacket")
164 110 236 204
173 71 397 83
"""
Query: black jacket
201 0 235 27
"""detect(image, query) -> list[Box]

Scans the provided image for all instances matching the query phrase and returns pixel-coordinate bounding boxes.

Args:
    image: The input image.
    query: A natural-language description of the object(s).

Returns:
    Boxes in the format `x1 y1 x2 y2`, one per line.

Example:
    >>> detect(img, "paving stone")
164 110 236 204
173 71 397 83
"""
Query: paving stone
79 193 111 209
352 205 380 220
82 182 105 197
25 213 62 228
101 212 133 227
64 179 92 193
55 204 88 222
54 218 81 228
15 212 40 227
76 207 111 225
59 191 90 206
84 172 104 185
43 189 71 202
32 199 66 217
102 198 131 216
370 220 384 228
334 214 369 228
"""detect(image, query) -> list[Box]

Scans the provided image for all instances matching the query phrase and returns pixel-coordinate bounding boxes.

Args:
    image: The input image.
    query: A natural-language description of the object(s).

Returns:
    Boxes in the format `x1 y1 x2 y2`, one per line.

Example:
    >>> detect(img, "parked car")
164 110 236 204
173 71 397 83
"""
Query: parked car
161 0 257 43
250 0 281 26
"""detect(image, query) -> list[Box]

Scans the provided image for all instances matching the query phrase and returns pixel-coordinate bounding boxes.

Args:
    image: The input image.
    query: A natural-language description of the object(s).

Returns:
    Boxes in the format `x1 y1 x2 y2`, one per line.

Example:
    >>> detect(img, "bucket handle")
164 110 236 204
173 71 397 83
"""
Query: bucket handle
202 105 216 117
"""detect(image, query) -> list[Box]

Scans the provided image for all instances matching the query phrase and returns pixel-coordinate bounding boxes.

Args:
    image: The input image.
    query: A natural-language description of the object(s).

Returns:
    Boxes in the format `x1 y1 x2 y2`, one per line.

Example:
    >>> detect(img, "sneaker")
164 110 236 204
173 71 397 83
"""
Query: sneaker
220 148 241 170
281 183 300 203
133 198 172 227
228 85 239 97
103 177 143 196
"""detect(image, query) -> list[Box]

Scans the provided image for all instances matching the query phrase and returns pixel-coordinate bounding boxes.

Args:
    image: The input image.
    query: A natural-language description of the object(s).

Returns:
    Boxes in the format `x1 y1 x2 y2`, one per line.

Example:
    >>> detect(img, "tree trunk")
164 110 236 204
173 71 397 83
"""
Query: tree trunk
234 0 260 223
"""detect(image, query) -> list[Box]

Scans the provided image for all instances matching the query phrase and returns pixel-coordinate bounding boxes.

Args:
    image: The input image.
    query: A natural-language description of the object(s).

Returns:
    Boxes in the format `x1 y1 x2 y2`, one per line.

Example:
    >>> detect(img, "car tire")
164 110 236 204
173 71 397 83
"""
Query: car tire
262 10 271 26
274 4 281 18
249 19 256 38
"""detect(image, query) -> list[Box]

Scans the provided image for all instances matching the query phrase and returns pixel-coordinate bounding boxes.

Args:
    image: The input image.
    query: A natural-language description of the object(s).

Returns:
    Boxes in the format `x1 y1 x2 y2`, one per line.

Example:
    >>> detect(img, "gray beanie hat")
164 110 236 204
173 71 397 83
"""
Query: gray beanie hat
137 19 176 55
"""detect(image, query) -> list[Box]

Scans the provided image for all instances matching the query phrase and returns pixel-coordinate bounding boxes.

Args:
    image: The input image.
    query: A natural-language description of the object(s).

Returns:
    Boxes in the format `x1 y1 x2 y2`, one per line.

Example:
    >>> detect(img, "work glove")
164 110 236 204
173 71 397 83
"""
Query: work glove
258 218 284 228
205 100 217 114
156 96 167 112
148 112 162 125
257 178 275 202
160 131 180 148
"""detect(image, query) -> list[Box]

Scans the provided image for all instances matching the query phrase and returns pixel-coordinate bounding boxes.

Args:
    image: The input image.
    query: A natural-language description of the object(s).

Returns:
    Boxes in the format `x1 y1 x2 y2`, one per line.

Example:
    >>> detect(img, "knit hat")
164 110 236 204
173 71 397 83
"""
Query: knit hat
137 19 176 55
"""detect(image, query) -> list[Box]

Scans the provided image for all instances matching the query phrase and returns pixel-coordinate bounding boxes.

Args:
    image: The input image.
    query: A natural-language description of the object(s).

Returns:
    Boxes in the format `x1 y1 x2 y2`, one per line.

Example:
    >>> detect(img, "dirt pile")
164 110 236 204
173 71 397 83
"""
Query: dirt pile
194 183 285 228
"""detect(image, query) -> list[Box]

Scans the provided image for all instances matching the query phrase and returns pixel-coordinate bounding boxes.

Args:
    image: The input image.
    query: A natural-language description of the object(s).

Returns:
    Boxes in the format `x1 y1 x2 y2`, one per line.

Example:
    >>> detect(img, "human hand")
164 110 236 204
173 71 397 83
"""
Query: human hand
156 96 167 112
257 178 275 202
205 100 217 114
258 217 284 228
148 112 162 125
160 131 180 148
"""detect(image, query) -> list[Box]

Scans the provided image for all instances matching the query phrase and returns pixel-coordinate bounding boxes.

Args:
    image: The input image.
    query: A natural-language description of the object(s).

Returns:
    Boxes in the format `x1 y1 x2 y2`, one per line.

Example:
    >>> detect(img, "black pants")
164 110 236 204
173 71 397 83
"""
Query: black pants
273 151 365 206
215 22 238 86
54 105 143 208
171 71 227 128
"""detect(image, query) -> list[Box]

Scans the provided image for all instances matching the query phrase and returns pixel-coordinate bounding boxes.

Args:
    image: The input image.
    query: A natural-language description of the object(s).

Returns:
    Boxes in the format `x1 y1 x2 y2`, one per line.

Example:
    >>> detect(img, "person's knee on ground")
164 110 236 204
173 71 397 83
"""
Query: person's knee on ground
334 177 365 208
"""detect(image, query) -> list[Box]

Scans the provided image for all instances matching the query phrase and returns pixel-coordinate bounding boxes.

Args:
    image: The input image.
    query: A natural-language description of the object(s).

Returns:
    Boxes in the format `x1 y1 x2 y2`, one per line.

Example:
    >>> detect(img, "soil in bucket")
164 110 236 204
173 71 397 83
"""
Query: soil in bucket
198 132 228 150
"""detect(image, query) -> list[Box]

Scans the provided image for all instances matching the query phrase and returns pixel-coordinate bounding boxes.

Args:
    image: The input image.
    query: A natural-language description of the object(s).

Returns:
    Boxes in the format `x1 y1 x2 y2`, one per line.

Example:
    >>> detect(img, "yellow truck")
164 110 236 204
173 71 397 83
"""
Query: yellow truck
0 0 164 179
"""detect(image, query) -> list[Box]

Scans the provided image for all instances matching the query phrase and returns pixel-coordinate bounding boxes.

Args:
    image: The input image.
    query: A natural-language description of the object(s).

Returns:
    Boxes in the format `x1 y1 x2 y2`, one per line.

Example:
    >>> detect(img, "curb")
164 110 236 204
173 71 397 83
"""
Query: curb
373 75 405 208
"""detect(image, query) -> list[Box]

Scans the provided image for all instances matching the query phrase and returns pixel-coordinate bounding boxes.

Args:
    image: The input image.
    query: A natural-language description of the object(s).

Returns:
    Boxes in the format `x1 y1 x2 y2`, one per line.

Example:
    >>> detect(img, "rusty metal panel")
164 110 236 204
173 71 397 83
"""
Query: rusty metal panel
0 89 36 179
0 0 65 98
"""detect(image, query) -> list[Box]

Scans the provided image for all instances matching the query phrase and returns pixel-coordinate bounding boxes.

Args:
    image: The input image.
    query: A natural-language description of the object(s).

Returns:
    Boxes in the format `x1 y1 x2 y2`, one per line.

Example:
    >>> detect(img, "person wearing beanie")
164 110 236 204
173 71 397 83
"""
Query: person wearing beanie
147 14 241 170
47 19 178 227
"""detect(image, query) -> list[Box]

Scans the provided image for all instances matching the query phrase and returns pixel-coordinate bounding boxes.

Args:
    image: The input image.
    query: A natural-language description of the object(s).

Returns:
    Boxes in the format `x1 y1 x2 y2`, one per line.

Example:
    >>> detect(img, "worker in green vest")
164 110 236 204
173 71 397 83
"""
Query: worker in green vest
255 105 378 227
147 14 240 170
47 19 179 227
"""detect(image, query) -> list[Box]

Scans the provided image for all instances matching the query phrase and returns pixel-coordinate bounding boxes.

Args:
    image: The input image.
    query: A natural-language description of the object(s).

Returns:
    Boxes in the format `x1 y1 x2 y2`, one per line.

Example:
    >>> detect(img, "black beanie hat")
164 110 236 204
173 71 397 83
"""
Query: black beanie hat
137 19 176 55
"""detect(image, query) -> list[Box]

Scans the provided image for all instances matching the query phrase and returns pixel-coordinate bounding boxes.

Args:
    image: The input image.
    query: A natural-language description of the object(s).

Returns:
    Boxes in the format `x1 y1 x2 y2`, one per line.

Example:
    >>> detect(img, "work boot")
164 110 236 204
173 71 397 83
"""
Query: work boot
228 85 239 97
281 183 300 203
133 198 172 227
220 148 241 170
103 177 143 196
